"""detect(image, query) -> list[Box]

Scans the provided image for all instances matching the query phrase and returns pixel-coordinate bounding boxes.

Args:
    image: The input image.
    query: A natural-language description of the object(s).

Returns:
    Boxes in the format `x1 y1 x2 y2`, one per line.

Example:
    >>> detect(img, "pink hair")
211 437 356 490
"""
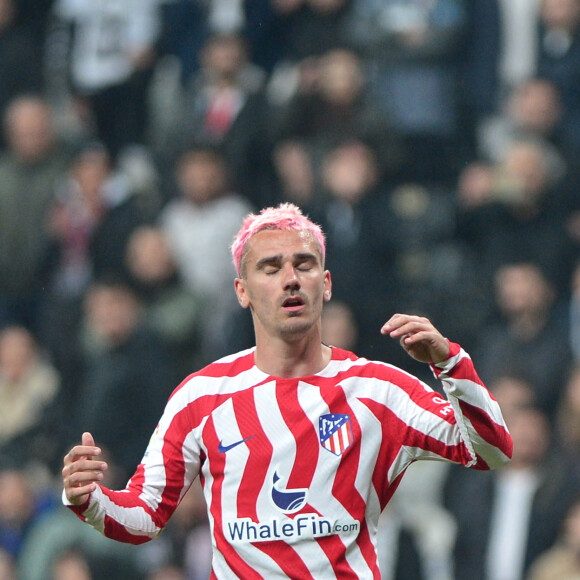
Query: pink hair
231 203 326 276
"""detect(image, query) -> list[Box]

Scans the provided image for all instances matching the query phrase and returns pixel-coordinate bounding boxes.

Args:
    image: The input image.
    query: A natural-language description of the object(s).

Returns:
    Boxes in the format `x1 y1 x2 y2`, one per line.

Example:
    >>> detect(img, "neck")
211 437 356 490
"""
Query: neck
254 334 332 378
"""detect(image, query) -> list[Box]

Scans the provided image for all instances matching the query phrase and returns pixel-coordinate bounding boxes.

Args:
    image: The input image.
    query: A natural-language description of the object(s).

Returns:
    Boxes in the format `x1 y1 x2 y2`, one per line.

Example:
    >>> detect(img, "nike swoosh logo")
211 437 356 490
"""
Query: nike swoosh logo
218 436 254 453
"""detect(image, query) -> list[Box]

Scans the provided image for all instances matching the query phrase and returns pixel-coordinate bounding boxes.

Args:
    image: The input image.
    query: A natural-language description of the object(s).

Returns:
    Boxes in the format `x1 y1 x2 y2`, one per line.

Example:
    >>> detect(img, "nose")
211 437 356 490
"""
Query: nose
282 263 300 291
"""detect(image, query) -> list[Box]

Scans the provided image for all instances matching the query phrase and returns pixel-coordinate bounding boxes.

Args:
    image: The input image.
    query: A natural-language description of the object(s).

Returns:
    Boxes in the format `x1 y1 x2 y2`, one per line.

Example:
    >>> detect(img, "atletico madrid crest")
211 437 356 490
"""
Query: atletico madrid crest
319 413 353 456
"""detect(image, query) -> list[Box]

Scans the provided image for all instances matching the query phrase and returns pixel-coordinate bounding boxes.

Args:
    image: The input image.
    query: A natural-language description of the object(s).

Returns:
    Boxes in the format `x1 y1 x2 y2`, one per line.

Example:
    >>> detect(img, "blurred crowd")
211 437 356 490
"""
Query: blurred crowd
0 0 580 578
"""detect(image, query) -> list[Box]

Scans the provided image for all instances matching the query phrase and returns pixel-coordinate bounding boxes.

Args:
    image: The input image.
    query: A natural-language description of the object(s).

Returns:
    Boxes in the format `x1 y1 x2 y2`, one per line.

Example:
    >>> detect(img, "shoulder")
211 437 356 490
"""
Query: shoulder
327 346 428 392
170 348 257 398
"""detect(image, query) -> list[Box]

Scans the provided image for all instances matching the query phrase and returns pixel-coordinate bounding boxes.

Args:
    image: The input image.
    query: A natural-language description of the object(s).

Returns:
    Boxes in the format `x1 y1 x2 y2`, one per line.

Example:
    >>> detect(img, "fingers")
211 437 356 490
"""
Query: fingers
82 431 95 447
62 433 108 506
381 313 433 339
381 313 449 363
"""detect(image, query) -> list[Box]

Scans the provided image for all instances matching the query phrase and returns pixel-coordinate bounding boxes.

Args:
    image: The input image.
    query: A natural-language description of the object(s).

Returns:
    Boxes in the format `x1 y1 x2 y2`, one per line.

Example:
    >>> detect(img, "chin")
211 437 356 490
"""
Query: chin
279 318 314 337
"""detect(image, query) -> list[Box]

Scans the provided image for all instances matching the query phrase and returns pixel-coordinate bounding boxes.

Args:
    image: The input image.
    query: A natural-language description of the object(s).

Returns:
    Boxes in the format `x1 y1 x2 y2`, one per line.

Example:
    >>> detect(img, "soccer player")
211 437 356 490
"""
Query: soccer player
62 203 513 578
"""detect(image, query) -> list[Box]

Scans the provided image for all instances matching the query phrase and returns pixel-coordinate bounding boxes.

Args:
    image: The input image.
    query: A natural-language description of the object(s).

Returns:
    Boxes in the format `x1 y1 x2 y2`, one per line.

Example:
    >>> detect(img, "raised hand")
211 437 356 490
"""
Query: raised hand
62 432 108 506
381 313 450 364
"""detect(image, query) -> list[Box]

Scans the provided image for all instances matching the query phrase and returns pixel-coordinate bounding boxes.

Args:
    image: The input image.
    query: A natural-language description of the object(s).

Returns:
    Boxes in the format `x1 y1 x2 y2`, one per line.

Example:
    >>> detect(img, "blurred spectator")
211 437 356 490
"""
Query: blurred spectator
349 0 470 182
478 77 567 162
496 0 542 96
446 406 579 580
124 225 204 380
0 326 62 470
264 138 318 210
0 0 43 150
159 145 253 362
45 141 156 298
270 47 405 181
552 364 580 475
458 0 502 152
322 300 358 351
378 179 488 357
39 141 156 384
267 0 355 65
0 95 72 332
140 479 211 580
456 137 571 292
309 141 394 353
18 446 145 580
0 468 53 563
163 31 269 201
50 548 93 580
47 0 162 159
536 0 580 150
0 547 15 580
488 373 538 427
65 278 175 480
472 262 572 417
527 495 580 580
377 461 456 580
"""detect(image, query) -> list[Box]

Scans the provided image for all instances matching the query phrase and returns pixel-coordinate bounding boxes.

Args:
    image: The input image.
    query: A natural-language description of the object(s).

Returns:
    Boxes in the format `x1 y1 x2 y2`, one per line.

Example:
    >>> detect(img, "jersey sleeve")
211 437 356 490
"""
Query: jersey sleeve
428 340 513 470
63 383 202 544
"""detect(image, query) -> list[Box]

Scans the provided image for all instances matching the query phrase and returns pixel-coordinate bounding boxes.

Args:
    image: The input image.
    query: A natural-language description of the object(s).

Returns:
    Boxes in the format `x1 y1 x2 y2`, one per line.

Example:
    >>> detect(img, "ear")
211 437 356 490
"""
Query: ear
323 270 332 302
234 277 251 309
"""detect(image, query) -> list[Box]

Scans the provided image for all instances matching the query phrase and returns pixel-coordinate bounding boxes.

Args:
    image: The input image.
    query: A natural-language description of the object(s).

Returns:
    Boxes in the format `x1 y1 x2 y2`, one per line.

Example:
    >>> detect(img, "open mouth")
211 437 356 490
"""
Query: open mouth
282 296 305 311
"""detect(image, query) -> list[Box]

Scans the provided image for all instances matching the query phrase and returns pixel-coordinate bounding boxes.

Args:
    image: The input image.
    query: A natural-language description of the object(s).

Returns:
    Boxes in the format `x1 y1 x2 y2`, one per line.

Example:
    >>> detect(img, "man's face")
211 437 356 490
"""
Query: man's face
235 229 331 342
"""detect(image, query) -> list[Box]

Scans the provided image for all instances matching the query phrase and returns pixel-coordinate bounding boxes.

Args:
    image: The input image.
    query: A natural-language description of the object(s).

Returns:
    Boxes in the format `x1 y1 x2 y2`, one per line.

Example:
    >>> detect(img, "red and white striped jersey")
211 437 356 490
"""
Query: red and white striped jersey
66 341 512 579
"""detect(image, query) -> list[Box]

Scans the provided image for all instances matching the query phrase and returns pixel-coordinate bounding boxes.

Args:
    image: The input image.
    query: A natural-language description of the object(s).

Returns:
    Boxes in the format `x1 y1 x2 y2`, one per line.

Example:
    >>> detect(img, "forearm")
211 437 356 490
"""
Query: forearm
431 342 513 469
63 482 164 544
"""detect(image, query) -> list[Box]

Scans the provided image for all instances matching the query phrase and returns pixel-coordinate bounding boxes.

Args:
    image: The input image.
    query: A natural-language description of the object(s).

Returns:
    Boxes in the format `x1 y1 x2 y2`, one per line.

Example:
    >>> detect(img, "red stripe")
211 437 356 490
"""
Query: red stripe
103 515 152 545
257 541 316 579
457 399 513 461
234 388 273 521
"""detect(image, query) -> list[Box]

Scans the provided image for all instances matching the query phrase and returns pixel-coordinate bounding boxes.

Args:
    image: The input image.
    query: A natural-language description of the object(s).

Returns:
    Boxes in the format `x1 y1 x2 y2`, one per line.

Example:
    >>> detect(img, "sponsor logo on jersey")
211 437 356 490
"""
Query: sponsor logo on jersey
271 471 308 513
218 436 254 453
319 413 353 455
226 513 360 544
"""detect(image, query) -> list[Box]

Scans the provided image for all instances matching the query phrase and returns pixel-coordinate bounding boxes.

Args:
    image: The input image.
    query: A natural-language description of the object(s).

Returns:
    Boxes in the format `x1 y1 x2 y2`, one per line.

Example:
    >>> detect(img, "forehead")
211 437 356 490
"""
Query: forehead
245 229 321 262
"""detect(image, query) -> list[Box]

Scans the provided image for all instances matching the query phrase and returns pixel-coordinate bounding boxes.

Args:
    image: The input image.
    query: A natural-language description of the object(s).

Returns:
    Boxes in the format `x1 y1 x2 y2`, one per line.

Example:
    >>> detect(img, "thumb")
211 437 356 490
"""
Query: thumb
82 432 95 447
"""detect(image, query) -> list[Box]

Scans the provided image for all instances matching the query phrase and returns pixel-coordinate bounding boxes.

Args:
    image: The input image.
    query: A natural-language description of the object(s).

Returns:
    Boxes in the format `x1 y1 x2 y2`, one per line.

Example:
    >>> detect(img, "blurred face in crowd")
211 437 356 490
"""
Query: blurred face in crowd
72 145 111 201
85 283 140 346
0 326 37 383
4 97 55 164
494 263 554 318
541 0 580 29
317 49 364 107
202 34 247 80
272 140 315 204
177 150 228 205
507 408 550 469
509 79 562 135
0 0 15 29
126 227 176 284
322 142 378 204
0 470 34 526
322 301 358 351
